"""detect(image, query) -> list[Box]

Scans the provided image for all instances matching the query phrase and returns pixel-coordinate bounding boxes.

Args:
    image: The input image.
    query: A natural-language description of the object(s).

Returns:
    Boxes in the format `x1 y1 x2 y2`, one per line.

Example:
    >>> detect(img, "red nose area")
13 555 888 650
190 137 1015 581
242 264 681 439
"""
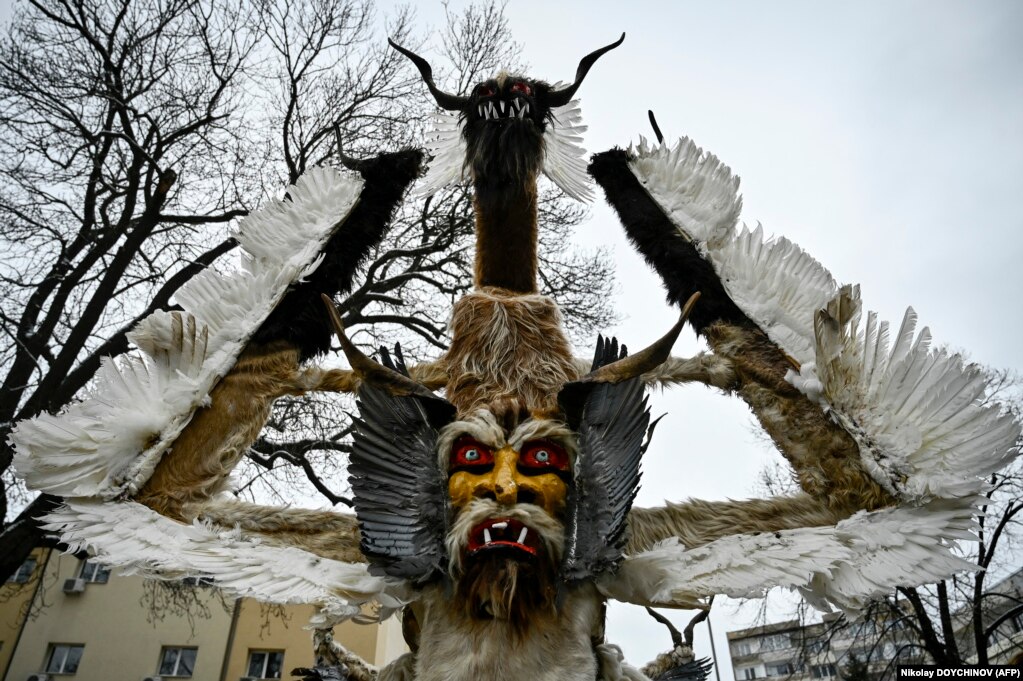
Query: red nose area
467 517 539 557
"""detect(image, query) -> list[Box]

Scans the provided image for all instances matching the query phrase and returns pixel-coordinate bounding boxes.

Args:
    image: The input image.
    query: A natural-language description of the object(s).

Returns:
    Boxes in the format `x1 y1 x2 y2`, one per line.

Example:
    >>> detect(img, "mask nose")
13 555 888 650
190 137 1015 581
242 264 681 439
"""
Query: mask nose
475 447 540 506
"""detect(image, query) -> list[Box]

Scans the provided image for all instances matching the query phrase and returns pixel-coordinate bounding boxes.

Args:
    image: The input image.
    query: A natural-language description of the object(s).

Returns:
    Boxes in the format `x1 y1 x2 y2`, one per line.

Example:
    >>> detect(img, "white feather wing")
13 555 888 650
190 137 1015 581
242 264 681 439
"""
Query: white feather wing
11 167 364 499
812 285 1020 501
46 499 408 622
605 501 976 615
628 138 836 364
543 97 593 202
417 110 466 198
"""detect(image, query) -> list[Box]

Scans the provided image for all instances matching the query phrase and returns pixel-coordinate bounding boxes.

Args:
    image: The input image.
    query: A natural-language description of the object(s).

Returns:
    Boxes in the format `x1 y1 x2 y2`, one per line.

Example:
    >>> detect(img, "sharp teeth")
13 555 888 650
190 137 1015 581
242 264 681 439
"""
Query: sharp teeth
488 102 496 118
499 100 506 115
478 104 483 117
484 528 492 544
524 103 530 115
491 521 508 530
517 527 528 544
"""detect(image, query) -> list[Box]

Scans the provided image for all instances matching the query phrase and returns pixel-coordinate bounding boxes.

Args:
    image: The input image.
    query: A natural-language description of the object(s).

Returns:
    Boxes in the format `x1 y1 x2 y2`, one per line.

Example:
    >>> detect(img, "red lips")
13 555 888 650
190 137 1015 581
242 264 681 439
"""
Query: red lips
467 517 539 557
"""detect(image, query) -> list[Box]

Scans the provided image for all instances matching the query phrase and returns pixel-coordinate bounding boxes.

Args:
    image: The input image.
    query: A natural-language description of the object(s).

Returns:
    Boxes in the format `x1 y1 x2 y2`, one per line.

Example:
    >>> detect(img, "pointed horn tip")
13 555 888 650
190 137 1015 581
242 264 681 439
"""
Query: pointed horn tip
681 291 701 320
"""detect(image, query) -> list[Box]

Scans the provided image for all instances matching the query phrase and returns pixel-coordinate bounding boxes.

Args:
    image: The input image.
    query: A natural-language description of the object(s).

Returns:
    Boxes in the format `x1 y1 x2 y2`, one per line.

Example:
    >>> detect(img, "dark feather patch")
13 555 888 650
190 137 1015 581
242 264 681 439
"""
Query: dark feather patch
562 338 650 582
348 383 452 583
587 149 755 334
252 149 424 360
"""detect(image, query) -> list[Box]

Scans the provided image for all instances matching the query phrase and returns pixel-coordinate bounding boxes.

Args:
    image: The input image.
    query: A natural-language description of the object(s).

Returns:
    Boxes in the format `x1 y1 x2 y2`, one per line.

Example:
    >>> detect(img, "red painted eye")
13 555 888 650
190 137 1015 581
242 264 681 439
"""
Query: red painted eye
519 440 569 472
510 82 532 96
451 436 494 470
477 85 495 97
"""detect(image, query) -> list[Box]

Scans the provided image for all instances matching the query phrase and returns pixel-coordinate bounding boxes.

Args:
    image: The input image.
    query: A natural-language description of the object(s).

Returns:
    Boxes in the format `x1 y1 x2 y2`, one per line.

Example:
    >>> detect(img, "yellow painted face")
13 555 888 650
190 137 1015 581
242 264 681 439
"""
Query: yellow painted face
447 437 570 517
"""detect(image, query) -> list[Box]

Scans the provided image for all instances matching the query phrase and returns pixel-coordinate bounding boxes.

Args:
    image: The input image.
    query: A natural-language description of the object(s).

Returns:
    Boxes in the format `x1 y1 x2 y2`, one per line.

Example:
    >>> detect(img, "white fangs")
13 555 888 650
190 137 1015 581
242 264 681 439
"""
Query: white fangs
491 521 508 530
477 100 529 120
483 528 492 543
517 527 528 544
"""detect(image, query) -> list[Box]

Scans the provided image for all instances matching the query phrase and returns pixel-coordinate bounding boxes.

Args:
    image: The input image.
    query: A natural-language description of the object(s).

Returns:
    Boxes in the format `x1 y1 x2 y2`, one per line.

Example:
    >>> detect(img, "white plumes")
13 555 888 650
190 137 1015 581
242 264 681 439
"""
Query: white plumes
604 500 976 616
629 137 836 365
543 96 594 201
810 285 1020 501
46 499 408 623
11 167 364 499
418 110 467 198
417 94 594 201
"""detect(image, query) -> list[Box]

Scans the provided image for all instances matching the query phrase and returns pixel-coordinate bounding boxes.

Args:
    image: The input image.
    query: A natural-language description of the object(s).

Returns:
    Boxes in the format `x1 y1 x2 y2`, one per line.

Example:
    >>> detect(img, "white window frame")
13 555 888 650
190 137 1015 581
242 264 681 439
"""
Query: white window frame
159 646 197 677
247 650 285 680
739 667 759 680
811 664 837 679
79 560 110 584
45 644 85 674
766 662 794 677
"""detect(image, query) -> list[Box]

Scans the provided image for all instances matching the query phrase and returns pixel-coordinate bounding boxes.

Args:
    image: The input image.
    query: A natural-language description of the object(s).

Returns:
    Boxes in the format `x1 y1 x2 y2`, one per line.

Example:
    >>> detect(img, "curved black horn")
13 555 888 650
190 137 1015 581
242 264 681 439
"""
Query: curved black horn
546 33 625 108
388 38 469 111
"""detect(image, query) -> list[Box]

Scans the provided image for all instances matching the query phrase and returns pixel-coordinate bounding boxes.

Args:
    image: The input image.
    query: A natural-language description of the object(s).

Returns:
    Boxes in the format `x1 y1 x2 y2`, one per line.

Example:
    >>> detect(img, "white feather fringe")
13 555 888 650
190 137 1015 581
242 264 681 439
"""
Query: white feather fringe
806 285 1020 501
603 499 977 616
12 167 364 499
46 499 407 623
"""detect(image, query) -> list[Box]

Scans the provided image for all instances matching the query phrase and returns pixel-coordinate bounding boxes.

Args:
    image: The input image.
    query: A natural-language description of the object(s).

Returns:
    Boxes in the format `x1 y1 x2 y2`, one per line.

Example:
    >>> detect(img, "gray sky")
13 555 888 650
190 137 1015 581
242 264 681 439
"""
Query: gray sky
391 0 1023 675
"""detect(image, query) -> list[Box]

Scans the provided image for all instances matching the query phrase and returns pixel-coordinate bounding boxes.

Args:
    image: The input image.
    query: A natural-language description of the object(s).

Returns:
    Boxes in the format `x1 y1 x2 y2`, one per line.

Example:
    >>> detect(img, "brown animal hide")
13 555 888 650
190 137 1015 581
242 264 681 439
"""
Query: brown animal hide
626 493 849 555
444 287 581 416
135 341 357 521
189 499 366 564
704 322 894 512
471 176 539 292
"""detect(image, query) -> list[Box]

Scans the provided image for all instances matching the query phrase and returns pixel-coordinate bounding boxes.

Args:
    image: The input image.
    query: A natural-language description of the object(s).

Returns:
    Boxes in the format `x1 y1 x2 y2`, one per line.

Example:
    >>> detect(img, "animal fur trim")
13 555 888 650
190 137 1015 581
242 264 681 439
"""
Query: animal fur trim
444 287 580 415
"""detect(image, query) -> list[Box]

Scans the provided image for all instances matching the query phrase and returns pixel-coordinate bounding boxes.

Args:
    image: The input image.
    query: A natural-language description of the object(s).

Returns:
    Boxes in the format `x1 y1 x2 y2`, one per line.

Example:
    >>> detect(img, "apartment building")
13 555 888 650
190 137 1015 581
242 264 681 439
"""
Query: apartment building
726 571 1023 681
726 610 924 681
1 547 405 681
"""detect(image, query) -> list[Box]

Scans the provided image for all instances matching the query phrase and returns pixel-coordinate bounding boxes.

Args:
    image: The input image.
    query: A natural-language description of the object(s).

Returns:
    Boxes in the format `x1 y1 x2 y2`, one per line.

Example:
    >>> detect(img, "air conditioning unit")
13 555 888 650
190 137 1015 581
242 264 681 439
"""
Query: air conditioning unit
27 674 50 681
62 578 86 593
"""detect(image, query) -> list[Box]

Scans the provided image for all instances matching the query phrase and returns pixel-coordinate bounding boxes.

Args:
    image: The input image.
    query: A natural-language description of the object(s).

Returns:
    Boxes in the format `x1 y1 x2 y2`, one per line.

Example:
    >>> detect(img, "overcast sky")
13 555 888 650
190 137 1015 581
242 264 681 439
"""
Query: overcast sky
386 0 1023 675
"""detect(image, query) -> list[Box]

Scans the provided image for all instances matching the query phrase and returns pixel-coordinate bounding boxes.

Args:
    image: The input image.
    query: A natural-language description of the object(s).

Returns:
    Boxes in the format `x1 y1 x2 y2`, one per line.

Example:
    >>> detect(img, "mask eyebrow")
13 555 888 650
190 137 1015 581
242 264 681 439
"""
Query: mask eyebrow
436 409 507 468
507 418 577 463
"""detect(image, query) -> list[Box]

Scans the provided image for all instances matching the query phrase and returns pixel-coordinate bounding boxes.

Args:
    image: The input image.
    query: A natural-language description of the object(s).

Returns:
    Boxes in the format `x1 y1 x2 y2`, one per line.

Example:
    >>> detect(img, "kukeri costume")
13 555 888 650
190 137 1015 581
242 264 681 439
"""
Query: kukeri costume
12 34 1019 681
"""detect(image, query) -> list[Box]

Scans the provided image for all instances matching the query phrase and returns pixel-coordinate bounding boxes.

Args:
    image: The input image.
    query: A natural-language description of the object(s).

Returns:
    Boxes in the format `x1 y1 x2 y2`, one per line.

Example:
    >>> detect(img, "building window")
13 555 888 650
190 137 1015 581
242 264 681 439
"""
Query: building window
759 633 792 651
766 662 794 677
7 557 37 583
247 650 284 679
810 664 837 678
805 639 829 654
45 644 84 674
734 640 755 656
739 667 759 680
159 647 197 677
79 560 110 584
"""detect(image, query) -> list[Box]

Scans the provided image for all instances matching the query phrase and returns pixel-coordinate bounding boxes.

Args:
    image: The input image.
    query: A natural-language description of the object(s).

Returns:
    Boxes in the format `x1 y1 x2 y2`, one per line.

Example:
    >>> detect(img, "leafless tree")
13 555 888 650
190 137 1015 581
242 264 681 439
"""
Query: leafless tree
0 0 617 579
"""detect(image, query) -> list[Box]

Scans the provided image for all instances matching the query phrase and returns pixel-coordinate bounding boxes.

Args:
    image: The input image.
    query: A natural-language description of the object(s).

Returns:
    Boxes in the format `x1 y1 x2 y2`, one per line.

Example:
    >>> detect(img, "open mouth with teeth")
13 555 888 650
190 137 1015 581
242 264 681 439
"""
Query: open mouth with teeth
477 98 532 121
466 517 540 558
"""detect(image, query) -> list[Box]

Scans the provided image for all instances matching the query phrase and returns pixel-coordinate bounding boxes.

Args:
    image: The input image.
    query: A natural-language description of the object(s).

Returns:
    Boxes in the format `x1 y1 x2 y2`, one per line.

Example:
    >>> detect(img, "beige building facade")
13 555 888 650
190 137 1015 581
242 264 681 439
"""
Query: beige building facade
1 548 405 681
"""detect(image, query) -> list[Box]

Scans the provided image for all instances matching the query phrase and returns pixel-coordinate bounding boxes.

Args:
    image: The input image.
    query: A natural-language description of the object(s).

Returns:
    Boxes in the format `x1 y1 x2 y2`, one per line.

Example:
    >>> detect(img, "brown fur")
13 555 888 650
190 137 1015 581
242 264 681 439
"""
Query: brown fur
189 499 366 564
473 180 539 292
627 493 849 555
454 551 559 637
443 288 581 416
704 322 894 512
136 341 340 521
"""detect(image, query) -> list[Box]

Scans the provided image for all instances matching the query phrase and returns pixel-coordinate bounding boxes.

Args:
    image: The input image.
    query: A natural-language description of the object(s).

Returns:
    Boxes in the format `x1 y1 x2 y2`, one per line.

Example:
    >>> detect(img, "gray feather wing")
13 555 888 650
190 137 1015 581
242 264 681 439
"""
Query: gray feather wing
349 383 449 583
562 338 650 581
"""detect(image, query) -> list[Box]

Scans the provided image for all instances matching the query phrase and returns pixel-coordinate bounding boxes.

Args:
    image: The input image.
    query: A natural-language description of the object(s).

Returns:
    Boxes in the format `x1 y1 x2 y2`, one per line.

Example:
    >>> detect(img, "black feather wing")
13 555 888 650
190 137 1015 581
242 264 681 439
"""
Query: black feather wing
348 382 448 584
561 338 650 582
